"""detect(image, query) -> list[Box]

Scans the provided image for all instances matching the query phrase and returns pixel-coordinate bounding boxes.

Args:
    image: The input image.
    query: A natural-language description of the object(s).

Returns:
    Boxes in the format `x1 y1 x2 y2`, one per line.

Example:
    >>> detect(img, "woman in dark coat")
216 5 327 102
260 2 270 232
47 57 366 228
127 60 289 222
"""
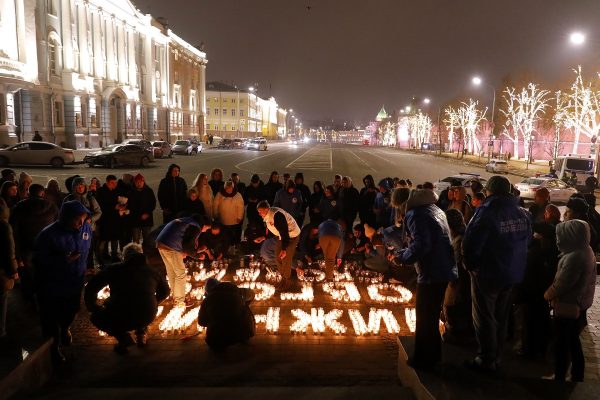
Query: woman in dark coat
339 176 360 229
309 181 324 223
317 185 340 221
358 175 377 227
183 188 207 216
127 174 157 244
262 171 283 206
244 174 265 224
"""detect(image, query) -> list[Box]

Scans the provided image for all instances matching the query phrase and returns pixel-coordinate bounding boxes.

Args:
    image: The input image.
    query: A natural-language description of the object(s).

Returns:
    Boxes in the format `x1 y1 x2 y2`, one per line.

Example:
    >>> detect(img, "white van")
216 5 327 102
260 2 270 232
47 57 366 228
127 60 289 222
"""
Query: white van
554 155 595 188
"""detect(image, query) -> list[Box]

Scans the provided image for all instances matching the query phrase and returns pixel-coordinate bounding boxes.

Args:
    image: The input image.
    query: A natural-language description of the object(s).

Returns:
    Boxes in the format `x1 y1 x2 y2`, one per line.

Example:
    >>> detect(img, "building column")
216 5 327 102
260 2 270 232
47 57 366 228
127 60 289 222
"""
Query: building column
128 28 136 89
77 2 89 75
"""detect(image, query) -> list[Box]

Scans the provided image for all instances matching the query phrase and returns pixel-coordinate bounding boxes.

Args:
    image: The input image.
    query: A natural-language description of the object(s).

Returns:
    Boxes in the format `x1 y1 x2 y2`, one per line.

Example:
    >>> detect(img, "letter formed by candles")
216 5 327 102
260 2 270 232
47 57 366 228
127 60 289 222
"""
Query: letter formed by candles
289 308 347 335
254 307 280 333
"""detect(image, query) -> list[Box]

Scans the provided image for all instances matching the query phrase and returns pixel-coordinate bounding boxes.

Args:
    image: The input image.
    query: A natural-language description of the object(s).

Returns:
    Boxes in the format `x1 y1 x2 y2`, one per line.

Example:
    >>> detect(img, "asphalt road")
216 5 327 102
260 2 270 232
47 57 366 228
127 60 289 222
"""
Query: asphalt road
24 142 523 192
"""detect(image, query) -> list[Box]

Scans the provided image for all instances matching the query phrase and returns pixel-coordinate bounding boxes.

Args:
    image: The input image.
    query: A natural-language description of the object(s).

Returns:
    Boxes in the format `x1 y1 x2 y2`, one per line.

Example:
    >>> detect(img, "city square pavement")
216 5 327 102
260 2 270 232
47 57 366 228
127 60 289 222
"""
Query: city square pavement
2 142 600 399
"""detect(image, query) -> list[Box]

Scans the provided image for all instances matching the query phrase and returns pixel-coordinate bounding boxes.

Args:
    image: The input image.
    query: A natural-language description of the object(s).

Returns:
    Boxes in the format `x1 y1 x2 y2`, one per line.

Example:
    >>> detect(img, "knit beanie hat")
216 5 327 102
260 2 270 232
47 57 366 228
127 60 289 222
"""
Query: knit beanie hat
485 175 511 196
566 197 589 216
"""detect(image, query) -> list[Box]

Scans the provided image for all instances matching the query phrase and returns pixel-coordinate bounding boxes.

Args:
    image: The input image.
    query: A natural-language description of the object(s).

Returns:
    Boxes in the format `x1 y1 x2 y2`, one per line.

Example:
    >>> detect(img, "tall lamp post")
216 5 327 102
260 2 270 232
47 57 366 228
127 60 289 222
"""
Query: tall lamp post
472 76 496 161
249 85 258 136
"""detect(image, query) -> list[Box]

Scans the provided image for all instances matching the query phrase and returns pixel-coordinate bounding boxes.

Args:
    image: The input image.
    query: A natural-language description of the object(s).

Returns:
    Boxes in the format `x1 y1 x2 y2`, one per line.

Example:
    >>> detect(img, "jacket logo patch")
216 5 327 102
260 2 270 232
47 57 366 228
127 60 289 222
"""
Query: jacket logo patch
83 232 90 240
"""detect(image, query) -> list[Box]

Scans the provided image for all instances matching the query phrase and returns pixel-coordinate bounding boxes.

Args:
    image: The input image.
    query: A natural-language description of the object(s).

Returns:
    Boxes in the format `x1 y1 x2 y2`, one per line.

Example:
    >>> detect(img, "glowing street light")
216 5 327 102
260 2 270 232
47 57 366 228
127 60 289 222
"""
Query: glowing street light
472 76 482 86
423 98 431 105
570 31 586 46
405 106 411 113
472 75 496 161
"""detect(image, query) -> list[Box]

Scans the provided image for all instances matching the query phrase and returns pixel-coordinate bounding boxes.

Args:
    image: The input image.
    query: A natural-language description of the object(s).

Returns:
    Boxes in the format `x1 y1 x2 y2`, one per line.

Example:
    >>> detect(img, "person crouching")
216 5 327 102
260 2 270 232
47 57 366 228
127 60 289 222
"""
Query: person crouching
198 278 255 351
84 243 170 354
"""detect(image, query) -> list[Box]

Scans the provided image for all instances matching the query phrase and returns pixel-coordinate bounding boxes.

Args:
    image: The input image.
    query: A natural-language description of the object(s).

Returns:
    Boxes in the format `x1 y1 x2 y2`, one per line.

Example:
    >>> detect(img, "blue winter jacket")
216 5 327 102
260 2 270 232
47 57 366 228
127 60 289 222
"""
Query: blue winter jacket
273 188 304 220
34 200 93 297
394 190 458 284
463 195 531 286
156 217 200 252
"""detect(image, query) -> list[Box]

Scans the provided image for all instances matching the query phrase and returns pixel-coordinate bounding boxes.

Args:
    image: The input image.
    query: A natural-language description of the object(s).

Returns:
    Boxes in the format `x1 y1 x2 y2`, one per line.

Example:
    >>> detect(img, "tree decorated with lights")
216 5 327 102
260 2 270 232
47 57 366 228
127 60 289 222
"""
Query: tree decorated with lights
500 83 551 160
380 121 397 147
559 66 600 154
407 112 432 149
547 90 569 162
443 106 459 153
445 99 487 157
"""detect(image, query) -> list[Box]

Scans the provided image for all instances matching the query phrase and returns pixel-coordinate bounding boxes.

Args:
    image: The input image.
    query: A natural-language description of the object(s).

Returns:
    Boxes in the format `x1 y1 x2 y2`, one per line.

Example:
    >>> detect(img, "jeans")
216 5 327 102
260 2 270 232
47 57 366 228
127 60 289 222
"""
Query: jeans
471 276 512 365
158 247 187 304
319 235 342 279
553 313 587 381
260 237 279 265
413 281 448 366
275 235 300 280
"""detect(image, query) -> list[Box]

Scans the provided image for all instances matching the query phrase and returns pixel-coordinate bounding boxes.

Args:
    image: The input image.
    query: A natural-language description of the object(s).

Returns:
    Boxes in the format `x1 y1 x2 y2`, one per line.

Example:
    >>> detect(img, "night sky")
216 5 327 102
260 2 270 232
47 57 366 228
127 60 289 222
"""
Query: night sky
137 0 600 126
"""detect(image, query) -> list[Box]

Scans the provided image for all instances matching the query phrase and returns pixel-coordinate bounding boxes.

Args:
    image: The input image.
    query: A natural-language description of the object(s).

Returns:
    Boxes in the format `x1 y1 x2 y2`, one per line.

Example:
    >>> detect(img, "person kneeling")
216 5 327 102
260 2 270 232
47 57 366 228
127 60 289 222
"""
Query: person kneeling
198 278 255 351
84 243 170 354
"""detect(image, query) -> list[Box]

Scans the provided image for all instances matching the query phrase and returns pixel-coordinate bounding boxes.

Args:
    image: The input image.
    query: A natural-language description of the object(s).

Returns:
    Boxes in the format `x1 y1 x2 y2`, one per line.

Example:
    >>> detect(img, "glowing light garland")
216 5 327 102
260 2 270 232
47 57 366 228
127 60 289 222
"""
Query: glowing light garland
367 283 413 304
238 282 275 301
280 283 314 302
322 281 361 302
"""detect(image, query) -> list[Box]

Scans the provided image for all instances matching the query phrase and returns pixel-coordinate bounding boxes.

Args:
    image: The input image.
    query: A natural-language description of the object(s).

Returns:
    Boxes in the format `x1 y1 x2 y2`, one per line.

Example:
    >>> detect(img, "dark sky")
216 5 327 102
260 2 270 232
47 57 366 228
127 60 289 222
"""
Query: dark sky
137 0 600 126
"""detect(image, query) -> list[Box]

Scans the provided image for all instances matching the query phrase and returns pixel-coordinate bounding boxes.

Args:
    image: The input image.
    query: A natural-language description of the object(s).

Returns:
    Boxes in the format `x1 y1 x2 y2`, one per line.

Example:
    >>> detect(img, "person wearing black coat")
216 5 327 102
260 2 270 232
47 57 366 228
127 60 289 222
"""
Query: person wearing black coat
183 188 207 217
309 181 324 223
262 171 283 206
198 278 255 350
84 244 170 353
339 176 360 229
358 175 377 227
294 173 311 223
157 164 188 224
10 184 58 300
127 174 156 244
96 175 125 260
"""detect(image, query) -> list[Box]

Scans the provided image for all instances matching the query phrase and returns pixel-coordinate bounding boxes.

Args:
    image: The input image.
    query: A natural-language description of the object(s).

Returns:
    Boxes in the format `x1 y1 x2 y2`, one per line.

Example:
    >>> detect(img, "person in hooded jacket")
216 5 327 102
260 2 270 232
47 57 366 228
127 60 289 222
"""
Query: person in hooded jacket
184 188 207 217
45 179 66 210
244 174 264 225
198 278 255 350
389 189 458 369
374 179 392 228
213 180 245 246
463 175 532 372
317 185 340 221
0 168 15 189
85 243 170 354
157 164 187 224
358 175 377 226
64 176 102 229
34 200 93 363
127 174 156 244
274 180 304 226
0 198 17 340
0 181 18 209
96 175 125 260
294 173 311 224
10 184 58 301
263 171 283 206
544 219 596 382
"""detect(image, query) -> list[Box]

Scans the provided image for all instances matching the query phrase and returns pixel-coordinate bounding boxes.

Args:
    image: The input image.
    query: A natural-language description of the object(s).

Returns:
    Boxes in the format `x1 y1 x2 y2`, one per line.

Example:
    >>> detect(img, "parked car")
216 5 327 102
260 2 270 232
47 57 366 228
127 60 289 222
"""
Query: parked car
485 159 509 173
514 177 577 203
433 173 488 196
84 144 152 168
122 139 155 161
152 141 172 158
247 138 268 151
217 138 234 149
232 138 245 148
0 141 75 168
171 140 202 155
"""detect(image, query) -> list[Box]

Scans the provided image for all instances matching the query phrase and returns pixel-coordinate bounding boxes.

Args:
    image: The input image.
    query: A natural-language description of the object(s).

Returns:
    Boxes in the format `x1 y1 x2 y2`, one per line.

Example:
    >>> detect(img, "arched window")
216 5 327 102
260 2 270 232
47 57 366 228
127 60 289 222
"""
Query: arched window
48 40 57 75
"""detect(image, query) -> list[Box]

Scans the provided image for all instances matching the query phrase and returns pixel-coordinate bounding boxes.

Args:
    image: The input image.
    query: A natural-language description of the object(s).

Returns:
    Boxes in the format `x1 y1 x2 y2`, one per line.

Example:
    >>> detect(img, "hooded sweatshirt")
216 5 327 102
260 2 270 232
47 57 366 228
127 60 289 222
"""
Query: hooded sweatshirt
393 189 457 284
544 219 596 311
213 186 244 226
64 177 102 227
33 200 93 297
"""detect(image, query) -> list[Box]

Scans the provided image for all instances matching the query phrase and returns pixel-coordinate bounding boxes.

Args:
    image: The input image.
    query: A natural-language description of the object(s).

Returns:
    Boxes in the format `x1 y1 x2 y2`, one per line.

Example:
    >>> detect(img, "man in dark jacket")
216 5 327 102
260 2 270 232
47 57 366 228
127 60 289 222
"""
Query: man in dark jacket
294 173 311 224
359 175 377 227
198 278 255 350
244 174 265 225
273 180 304 226
157 164 188 224
463 175 531 372
84 243 170 354
96 175 125 261
390 189 458 370
10 184 58 300
127 174 156 244
339 176 360 230
262 171 283 206
0 198 17 340
34 200 93 363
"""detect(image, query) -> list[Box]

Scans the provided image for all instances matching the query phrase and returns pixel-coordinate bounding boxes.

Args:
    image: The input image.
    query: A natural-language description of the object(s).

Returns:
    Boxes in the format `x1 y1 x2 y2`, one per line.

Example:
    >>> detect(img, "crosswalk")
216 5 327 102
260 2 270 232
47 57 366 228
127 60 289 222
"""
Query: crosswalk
285 144 332 170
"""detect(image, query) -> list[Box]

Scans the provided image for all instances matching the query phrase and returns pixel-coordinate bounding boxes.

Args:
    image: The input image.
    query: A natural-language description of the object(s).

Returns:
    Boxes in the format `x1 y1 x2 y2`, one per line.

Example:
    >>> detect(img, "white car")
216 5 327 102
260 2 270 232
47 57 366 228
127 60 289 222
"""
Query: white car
247 138 268 151
433 173 488 196
515 177 577 203
0 141 75 167
485 159 508 174
171 140 202 155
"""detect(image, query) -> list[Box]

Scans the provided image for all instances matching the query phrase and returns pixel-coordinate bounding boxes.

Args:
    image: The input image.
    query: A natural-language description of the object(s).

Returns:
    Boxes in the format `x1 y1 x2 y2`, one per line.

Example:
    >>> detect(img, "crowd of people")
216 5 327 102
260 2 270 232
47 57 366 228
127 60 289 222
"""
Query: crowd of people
0 165 597 382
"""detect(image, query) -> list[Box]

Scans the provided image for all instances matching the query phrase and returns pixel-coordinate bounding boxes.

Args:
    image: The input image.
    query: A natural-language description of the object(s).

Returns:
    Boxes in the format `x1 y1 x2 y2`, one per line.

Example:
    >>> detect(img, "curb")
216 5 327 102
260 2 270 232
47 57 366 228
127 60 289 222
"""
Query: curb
0 339 53 400
396 337 435 400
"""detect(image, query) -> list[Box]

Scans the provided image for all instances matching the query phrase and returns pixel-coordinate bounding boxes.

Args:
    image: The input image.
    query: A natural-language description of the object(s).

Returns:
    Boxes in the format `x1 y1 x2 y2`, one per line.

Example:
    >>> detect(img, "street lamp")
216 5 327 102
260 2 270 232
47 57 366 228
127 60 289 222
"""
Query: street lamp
570 31 586 46
472 76 496 161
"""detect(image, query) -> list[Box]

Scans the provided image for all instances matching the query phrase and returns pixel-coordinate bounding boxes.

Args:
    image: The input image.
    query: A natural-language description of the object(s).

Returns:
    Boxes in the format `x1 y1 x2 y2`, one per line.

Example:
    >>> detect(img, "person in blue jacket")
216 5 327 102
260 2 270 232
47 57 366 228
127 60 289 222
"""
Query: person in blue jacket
274 180 305 226
390 188 458 370
463 175 531 372
34 200 93 364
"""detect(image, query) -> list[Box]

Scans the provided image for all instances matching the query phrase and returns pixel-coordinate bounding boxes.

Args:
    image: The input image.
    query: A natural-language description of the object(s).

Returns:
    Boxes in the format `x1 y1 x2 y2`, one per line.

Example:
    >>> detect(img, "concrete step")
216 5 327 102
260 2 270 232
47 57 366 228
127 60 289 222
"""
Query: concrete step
22 386 415 400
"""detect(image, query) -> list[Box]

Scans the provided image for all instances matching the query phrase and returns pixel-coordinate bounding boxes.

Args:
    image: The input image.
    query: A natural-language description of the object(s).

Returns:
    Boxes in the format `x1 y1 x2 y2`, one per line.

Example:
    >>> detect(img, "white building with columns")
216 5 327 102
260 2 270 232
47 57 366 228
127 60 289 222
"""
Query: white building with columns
0 0 207 148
